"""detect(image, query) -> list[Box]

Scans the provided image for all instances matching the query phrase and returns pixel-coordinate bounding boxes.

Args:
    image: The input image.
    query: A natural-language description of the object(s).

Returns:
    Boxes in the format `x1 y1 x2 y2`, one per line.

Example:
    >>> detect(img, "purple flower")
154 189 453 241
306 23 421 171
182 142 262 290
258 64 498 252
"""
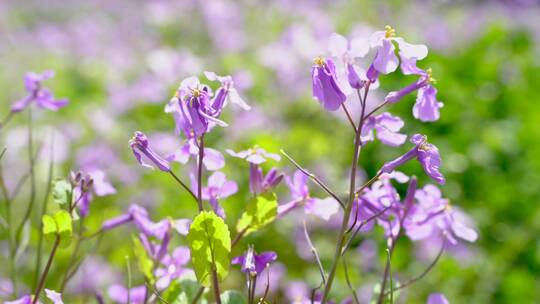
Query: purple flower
249 165 284 194
204 71 251 110
130 131 171 172
155 246 193 290
201 171 238 218
361 112 407 146
427 293 449 304
369 26 428 74
384 66 443 122
278 170 340 221
381 134 445 184
167 137 225 171
232 246 277 277
405 185 478 244
72 170 116 217
311 57 347 111
226 147 280 164
11 71 68 113
108 285 146 304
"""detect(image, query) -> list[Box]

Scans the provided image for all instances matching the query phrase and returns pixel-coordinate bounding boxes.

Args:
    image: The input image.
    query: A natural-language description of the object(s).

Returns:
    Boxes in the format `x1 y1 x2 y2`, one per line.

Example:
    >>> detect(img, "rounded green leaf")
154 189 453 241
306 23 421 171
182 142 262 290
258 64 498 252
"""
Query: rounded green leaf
52 179 72 205
236 191 277 235
42 214 56 237
187 211 231 287
54 210 73 248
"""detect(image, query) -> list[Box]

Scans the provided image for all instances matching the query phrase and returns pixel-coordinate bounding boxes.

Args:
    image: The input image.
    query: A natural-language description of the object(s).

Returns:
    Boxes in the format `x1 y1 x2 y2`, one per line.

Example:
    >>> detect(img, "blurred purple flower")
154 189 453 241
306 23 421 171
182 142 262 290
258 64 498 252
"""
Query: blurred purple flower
369 26 428 74
44 289 63 304
130 131 171 172
5 295 31 304
405 184 478 244
427 293 449 304
278 170 340 220
155 246 193 290
328 32 369 64
312 57 347 111
249 165 284 194
205 71 251 110
11 71 68 113
381 134 445 184
226 147 281 164
200 171 238 218
361 112 407 146
108 285 146 304
232 246 277 277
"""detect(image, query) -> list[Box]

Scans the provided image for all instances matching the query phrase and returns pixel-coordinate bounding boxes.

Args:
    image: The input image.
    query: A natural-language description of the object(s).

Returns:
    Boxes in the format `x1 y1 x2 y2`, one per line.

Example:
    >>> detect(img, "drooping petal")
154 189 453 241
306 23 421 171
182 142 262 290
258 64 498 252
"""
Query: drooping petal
373 39 399 74
413 86 443 122
417 143 445 184
451 219 478 242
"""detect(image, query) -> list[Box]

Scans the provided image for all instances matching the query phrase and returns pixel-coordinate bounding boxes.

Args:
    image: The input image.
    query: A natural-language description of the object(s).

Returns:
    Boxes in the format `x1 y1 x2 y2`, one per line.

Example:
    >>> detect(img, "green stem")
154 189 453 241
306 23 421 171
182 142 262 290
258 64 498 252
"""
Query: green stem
321 84 370 303
32 235 60 304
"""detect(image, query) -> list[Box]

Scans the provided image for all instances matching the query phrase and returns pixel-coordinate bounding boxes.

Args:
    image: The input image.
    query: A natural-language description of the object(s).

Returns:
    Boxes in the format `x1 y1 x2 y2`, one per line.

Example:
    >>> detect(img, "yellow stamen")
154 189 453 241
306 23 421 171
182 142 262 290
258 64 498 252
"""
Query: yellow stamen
385 25 396 38
426 68 437 84
192 88 202 97
313 56 325 67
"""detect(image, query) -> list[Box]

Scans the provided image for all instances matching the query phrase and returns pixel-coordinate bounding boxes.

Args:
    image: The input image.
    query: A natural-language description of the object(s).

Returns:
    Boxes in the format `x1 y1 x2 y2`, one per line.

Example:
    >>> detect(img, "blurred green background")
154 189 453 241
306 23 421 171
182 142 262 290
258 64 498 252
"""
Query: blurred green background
1 0 539 303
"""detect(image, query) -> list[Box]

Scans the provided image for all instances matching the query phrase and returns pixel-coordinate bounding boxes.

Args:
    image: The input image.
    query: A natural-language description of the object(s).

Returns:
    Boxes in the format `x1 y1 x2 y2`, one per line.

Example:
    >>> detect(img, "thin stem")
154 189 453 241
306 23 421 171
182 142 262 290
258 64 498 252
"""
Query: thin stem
145 282 169 304
0 148 16 296
0 111 14 131
197 135 205 212
383 241 446 296
280 149 344 209
34 133 55 290
62 233 104 288
15 109 36 247
32 235 60 304
341 104 357 133
60 219 84 292
386 249 393 304
354 171 383 196
126 256 132 304
211 266 222 304
191 286 205 304
232 226 249 248
341 205 392 256
169 171 198 203
303 221 326 284
364 101 388 120
321 84 370 304
342 258 360 304
258 266 271 304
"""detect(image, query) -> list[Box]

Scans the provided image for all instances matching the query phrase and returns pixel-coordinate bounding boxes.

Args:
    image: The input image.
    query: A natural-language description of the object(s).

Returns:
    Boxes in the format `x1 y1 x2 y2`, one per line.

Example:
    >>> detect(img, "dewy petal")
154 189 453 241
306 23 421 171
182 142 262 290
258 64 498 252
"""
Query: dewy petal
427 293 449 304
394 37 428 61
413 86 443 122
373 39 399 74
45 289 63 304
203 148 225 170
305 197 340 221
328 33 348 58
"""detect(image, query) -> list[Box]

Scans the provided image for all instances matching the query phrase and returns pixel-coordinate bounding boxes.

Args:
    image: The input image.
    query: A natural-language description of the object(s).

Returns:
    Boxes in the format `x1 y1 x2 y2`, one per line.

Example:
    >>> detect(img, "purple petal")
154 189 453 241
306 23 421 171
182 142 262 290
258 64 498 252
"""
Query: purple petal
413 86 443 122
203 148 225 170
427 293 449 304
45 289 63 304
373 39 399 74
305 197 340 221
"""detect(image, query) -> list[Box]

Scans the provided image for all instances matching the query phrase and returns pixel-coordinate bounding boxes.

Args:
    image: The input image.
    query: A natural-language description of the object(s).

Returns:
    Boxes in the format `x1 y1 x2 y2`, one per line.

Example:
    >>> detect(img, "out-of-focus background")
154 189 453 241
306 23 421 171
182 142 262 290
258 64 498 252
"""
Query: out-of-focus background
1 0 539 303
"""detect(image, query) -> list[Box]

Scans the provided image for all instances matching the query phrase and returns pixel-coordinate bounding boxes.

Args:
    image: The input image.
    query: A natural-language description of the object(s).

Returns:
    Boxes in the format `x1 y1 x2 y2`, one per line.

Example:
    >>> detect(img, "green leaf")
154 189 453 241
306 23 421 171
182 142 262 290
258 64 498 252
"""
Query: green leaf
42 214 57 236
220 290 246 304
187 211 231 287
52 179 72 205
164 278 208 304
132 235 155 282
54 210 73 248
236 191 277 235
